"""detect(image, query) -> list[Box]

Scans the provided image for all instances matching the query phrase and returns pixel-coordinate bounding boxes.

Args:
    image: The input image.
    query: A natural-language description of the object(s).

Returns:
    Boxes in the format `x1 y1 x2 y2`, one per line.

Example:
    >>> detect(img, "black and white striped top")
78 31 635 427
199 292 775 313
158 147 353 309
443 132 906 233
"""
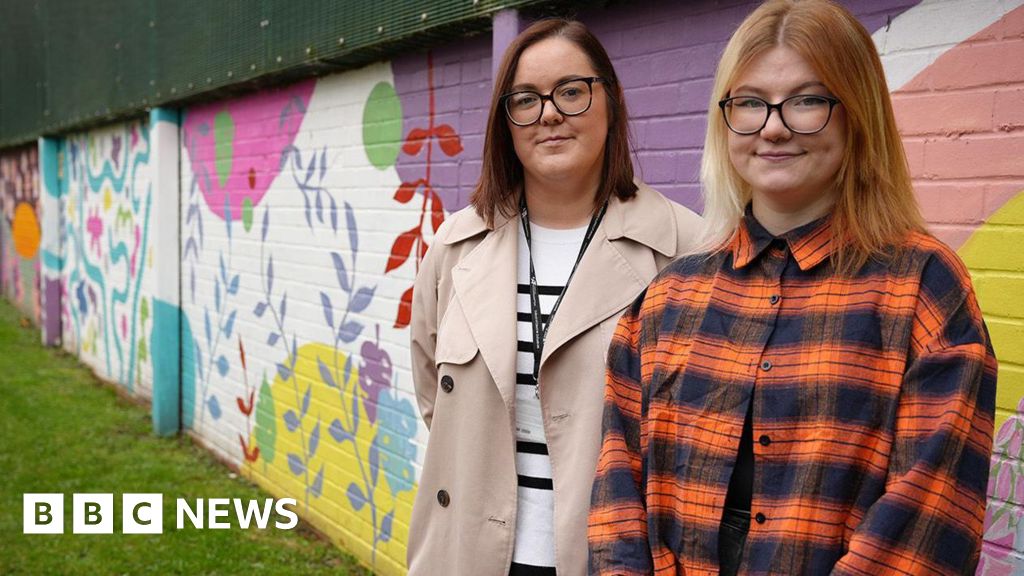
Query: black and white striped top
512 220 588 575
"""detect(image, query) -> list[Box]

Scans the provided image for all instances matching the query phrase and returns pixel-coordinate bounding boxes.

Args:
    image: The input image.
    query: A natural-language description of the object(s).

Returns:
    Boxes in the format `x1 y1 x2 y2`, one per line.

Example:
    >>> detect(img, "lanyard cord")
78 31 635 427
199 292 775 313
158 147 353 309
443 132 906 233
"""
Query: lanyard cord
520 193 608 397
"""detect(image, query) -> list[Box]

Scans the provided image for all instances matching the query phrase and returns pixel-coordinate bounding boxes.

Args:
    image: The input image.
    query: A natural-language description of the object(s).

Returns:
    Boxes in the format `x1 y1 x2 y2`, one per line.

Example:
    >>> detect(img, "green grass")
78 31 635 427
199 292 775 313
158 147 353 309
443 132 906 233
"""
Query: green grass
0 299 372 575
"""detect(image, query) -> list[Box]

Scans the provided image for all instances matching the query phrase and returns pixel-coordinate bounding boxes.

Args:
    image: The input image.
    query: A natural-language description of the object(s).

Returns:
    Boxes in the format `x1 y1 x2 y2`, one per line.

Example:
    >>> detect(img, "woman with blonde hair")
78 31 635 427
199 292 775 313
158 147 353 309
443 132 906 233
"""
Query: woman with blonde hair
589 1 997 574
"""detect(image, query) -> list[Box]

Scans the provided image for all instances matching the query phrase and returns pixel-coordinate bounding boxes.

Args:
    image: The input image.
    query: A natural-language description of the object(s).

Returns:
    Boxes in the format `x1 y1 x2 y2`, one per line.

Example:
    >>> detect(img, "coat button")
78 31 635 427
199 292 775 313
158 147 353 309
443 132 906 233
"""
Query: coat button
755 512 766 524
440 375 454 393
769 294 780 305
760 360 772 371
437 490 450 507
759 435 771 446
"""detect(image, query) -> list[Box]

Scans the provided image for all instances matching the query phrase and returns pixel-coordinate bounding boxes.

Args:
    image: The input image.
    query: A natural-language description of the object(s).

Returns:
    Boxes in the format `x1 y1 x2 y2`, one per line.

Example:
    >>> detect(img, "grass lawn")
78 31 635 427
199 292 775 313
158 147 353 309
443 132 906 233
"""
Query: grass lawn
0 299 372 575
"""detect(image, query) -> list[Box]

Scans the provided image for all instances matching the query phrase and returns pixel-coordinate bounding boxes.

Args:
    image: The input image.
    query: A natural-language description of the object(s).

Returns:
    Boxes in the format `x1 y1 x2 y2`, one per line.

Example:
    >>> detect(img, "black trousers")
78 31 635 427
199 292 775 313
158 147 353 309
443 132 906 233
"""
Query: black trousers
718 507 751 576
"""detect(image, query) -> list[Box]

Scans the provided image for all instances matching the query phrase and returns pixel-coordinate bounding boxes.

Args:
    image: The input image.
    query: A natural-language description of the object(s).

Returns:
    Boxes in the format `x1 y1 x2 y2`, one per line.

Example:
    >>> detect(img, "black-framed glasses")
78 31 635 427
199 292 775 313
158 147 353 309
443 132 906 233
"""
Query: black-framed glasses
502 76 606 126
718 94 841 135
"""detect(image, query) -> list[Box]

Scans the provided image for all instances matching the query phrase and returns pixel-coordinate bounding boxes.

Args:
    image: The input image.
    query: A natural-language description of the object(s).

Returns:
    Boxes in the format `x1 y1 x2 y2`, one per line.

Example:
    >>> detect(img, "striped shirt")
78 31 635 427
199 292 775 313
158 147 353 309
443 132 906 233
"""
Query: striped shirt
513 221 587 574
588 208 997 575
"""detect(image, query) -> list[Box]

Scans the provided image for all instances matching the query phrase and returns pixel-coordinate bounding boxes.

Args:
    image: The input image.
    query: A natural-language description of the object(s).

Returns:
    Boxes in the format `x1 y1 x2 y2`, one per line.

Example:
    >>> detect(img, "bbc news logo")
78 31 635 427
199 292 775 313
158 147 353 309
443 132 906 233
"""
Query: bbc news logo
23 493 298 534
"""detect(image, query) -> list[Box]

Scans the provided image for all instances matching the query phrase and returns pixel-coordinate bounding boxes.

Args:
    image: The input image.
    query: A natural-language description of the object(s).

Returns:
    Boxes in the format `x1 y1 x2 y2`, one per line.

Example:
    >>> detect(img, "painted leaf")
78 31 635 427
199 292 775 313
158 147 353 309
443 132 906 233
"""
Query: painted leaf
435 123 463 157
301 384 312 417
385 228 418 273
331 252 351 293
261 207 270 242
329 195 338 233
315 189 324 223
287 453 305 476
338 321 364 344
351 380 361 432
207 395 222 419
236 395 253 416
310 464 325 498
216 355 229 377
267 255 275 295
194 342 204 374
305 152 316 184
204 309 212 345
238 338 247 370
345 202 358 254
328 418 351 443
394 181 418 203
402 127 429 156
223 310 237 339
277 362 292 380
280 293 288 323
219 253 227 284
320 292 334 328
349 286 375 314
284 409 300 432
380 509 395 543
255 374 278 464
346 482 367 511
431 192 445 233
253 301 268 318
228 274 240 295
214 276 221 312
309 418 321 458
267 332 280 347
318 357 337 388
319 148 327 180
343 356 353 388
395 285 414 329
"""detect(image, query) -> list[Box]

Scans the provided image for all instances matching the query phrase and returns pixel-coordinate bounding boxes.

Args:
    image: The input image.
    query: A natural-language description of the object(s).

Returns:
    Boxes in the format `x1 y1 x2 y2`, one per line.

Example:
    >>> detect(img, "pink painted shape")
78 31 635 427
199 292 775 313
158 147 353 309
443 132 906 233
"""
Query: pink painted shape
129 225 140 278
86 210 103 257
182 79 315 221
893 6 1024 250
121 314 128 339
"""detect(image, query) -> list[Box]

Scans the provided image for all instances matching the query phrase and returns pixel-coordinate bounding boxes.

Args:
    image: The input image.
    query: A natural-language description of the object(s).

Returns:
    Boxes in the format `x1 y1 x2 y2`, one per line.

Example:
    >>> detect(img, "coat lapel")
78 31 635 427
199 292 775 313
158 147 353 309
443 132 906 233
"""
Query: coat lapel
450 217 519 412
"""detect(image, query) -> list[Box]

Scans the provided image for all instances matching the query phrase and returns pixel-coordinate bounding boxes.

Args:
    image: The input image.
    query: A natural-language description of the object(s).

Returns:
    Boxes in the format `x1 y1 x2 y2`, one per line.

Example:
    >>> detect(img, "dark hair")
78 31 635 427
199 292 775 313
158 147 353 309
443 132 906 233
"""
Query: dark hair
470 19 637 226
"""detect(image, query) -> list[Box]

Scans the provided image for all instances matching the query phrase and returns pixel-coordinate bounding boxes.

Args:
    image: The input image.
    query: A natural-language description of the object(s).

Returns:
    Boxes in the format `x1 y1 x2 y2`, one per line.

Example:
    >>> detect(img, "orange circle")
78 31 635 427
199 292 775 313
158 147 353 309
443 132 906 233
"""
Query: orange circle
12 202 40 259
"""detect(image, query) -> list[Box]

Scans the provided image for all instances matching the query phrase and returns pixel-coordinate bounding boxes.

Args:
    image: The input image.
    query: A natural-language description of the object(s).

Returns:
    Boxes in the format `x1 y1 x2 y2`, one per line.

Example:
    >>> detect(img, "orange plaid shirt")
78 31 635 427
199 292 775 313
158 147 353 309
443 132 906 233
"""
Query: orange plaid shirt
588 209 997 575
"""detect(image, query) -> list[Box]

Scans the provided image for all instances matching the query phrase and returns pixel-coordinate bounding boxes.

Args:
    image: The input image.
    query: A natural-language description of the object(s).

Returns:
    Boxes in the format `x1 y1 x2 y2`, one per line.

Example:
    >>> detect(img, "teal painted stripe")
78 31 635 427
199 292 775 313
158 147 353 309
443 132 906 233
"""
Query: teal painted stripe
40 137 62 199
150 107 180 126
41 249 63 271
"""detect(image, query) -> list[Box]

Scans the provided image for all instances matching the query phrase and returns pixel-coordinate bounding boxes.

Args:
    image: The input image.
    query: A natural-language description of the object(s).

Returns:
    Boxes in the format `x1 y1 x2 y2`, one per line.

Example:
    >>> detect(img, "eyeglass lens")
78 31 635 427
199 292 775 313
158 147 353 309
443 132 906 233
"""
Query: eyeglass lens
724 95 834 134
506 79 593 125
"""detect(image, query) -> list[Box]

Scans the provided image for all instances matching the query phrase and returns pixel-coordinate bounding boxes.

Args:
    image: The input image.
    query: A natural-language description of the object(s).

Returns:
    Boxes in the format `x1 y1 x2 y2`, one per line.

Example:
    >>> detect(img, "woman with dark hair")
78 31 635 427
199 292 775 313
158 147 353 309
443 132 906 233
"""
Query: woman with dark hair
589 1 996 574
408 18 701 576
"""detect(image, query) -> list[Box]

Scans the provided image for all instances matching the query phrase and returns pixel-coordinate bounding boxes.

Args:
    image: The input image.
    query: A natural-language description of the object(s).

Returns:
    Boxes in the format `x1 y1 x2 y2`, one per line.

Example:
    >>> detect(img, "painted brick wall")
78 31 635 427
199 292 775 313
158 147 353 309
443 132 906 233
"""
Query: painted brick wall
60 119 157 399
4 1 1023 574
0 145 41 322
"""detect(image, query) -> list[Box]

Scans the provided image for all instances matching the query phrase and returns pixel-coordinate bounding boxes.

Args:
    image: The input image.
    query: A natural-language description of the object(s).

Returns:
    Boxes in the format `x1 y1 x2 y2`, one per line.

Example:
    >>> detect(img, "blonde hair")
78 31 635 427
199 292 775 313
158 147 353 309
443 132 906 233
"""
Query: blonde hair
697 0 924 274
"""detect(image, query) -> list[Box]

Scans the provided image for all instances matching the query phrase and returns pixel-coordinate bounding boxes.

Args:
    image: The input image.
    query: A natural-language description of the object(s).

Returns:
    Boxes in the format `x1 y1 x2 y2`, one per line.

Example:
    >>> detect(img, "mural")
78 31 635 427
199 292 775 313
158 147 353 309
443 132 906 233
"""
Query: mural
0 146 41 321
60 120 155 396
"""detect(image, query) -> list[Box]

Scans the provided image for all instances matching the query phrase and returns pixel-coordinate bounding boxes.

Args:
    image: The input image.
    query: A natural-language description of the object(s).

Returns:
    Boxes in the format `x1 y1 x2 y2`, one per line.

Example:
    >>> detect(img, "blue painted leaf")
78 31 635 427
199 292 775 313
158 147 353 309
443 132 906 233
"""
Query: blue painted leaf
277 362 292 380
328 418 352 443
253 301 267 318
196 205 205 244
305 151 316 184
329 196 338 234
380 509 395 543
318 357 337 388
369 436 380 487
330 252 351 293
351 379 361 432
228 274 240 295
204 309 212 345
219 253 227 284
197 121 210 135
315 190 323 223
224 197 233 241
267 332 280 346
287 453 305 476
216 355 229 377
346 483 366 511
309 418 321 458
320 292 334 328
343 355 353 387
291 336 298 367
194 342 204 375
279 145 295 170
266 256 274 295
284 410 300 432
214 276 221 312
349 286 376 314
338 321 364 344
223 310 237 339
280 293 287 323
319 148 327 180
310 464 325 498
345 202 358 254
261 207 270 242
301 385 312 418
207 395 222 419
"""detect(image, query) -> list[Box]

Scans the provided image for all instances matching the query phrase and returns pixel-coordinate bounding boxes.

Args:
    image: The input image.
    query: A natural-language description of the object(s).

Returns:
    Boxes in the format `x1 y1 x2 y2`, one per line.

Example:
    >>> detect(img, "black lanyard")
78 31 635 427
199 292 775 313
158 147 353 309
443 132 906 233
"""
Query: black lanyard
520 194 607 398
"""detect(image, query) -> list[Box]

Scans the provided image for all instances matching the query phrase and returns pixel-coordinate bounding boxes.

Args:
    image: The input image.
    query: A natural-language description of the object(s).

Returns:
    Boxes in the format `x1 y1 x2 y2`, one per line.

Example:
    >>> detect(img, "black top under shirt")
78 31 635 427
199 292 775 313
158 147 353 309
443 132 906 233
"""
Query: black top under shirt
724 396 754 512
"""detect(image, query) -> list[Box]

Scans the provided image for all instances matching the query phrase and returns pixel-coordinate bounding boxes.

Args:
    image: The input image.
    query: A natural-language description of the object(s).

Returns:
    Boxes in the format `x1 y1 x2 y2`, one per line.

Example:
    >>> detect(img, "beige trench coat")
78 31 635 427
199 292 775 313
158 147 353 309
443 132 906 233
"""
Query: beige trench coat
407 183 701 576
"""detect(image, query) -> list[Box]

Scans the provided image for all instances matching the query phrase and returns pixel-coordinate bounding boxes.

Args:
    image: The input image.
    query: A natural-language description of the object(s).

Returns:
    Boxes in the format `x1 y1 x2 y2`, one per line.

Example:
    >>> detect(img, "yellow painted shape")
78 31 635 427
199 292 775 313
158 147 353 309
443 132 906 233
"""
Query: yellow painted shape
960 190 1024 434
103 187 112 212
246 342 416 576
11 202 40 259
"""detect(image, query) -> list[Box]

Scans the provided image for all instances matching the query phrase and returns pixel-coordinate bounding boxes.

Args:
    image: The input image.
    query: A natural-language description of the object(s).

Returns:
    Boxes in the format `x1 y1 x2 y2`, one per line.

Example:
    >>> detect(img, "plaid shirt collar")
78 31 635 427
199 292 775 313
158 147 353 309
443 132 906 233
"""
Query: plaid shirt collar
731 204 835 272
